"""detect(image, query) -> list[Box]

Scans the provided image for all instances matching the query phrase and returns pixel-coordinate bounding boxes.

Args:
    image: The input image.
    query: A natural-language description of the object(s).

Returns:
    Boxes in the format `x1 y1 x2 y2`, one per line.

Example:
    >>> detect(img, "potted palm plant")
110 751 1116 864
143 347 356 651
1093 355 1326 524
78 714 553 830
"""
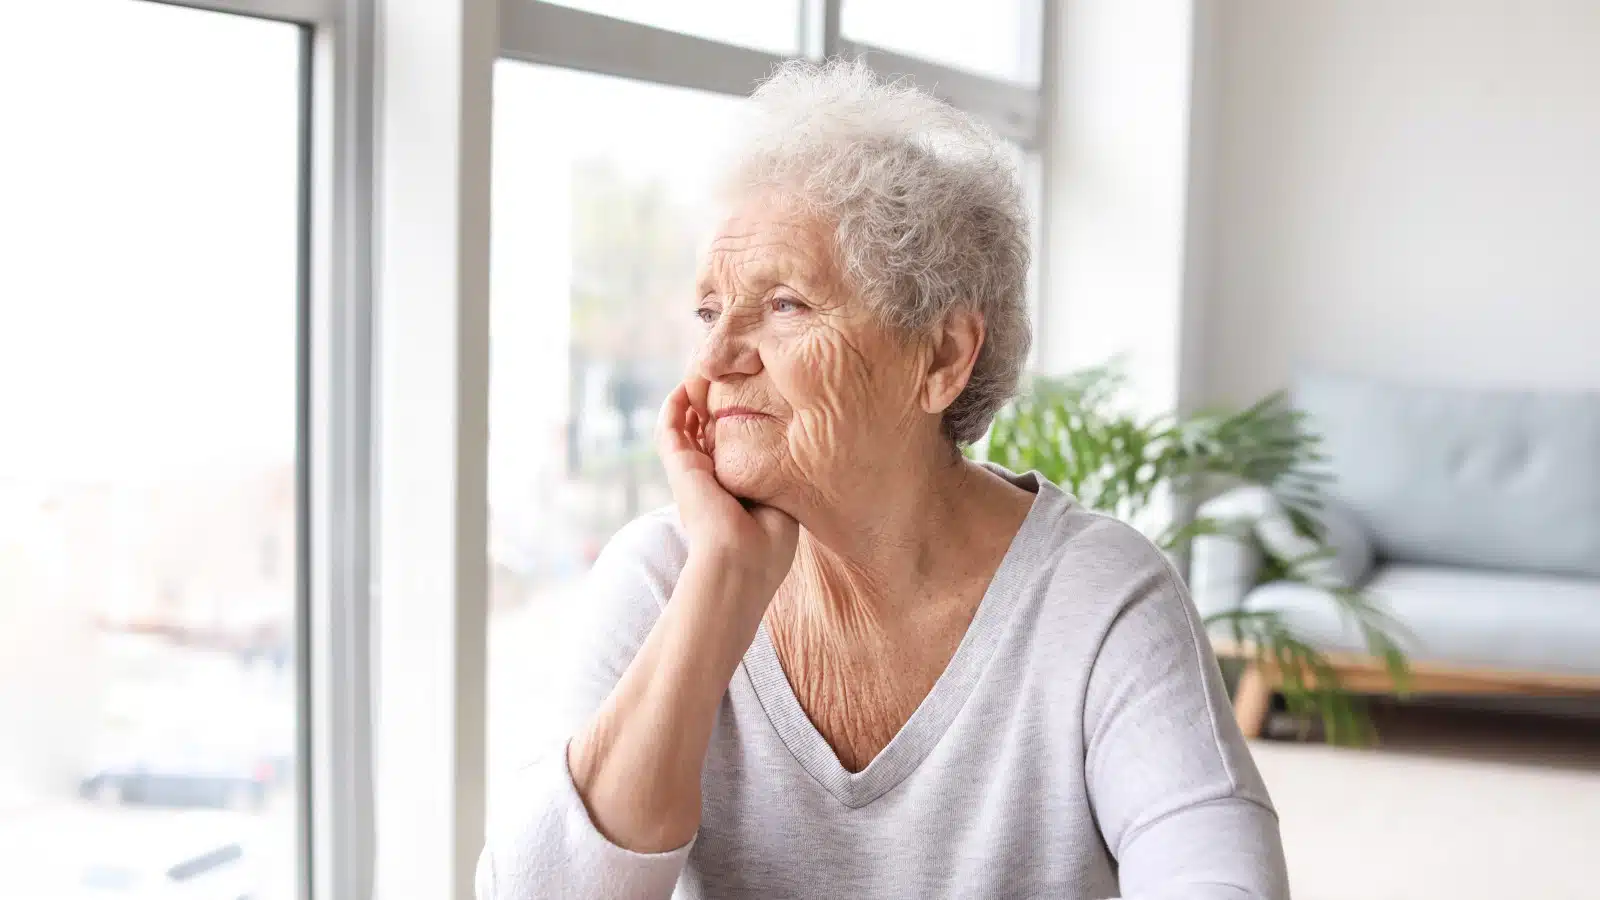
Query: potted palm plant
972 364 1409 744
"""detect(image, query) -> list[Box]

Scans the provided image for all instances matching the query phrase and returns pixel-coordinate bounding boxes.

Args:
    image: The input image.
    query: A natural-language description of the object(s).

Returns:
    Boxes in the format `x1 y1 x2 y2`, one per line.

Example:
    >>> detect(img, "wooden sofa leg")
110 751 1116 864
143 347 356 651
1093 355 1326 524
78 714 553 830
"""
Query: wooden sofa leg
1234 663 1273 739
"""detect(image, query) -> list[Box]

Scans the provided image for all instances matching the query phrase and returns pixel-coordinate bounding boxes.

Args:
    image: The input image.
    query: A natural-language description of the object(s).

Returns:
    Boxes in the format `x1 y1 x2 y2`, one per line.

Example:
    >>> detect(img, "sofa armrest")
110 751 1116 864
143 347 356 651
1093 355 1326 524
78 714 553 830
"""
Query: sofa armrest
1193 484 1376 597
1190 486 1270 620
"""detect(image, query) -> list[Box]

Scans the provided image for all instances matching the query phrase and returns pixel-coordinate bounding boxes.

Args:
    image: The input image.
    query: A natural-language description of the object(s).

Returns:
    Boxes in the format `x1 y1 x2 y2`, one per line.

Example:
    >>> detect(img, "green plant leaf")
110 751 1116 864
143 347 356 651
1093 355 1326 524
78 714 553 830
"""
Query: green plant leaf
977 361 1410 745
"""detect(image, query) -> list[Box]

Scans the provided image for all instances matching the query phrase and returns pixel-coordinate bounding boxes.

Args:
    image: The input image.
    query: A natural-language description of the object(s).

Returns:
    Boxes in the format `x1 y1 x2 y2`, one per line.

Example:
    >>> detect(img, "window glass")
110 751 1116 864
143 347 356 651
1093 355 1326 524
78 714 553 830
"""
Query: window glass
843 0 1042 86
486 63 744 813
541 0 801 56
0 3 302 899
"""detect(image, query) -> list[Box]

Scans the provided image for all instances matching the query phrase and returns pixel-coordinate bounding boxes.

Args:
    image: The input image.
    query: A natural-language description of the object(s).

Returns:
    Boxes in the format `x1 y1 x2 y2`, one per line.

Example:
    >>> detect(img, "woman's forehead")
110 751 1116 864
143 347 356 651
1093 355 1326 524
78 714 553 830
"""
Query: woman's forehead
698 201 839 293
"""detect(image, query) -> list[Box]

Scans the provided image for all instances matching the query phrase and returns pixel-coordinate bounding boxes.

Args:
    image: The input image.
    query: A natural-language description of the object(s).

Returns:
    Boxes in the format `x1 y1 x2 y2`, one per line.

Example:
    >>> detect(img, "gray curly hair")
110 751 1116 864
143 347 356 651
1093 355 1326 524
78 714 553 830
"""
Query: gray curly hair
724 59 1033 445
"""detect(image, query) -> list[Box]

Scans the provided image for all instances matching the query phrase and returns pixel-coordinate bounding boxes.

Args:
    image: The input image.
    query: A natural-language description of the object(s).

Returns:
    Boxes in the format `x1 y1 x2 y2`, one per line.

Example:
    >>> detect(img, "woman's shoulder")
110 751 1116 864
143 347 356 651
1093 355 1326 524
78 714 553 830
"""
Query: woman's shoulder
1021 497 1217 688
1025 490 1190 622
1053 504 1176 574
985 465 1180 603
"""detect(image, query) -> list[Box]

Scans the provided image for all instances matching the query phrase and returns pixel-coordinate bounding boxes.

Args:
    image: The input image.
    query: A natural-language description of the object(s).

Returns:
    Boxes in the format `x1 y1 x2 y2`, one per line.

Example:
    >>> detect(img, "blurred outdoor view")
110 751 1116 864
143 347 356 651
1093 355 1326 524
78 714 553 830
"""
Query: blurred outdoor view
484 64 742 809
0 3 301 898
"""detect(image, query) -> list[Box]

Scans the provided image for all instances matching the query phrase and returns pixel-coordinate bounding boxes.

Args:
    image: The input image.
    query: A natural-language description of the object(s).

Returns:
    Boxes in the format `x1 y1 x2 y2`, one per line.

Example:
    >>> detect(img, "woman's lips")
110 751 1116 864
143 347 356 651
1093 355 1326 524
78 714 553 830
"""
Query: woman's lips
713 406 772 422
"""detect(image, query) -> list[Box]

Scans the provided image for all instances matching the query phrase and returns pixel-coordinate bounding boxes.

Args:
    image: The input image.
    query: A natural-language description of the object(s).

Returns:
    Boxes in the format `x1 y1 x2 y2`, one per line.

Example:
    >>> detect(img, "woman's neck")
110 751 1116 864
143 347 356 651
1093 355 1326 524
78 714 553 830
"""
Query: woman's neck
773 458 1034 639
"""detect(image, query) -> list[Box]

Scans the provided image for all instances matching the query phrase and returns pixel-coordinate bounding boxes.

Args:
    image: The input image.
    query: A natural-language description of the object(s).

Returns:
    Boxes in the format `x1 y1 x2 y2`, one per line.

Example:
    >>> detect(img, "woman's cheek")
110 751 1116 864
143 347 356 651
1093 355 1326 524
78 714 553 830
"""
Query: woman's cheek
781 331 830 395
759 332 837 467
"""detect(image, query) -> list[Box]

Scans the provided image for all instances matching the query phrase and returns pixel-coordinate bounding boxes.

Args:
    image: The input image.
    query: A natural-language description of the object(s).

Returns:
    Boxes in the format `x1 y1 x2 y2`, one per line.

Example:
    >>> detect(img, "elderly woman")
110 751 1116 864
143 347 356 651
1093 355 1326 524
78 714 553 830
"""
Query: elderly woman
478 61 1288 899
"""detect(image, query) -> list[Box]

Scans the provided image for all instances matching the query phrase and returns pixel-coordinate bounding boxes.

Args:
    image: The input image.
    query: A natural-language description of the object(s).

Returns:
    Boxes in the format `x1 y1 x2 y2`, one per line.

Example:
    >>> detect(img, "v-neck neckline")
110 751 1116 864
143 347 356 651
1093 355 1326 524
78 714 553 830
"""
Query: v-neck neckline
740 468 1063 809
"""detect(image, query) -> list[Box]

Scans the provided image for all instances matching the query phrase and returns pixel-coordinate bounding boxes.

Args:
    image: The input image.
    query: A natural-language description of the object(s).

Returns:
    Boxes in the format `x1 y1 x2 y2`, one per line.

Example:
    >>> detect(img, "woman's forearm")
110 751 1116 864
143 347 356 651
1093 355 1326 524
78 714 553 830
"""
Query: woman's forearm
567 550 769 854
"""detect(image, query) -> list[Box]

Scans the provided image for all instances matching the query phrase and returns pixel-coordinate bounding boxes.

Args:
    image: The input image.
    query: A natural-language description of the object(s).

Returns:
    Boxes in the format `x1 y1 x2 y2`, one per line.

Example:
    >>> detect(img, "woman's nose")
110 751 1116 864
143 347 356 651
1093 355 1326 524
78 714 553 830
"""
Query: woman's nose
695 315 763 382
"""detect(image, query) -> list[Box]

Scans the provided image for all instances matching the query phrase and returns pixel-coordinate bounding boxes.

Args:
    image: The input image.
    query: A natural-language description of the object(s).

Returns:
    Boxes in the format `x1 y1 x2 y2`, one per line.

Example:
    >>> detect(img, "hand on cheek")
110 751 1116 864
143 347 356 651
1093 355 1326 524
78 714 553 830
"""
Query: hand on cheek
657 379 797 590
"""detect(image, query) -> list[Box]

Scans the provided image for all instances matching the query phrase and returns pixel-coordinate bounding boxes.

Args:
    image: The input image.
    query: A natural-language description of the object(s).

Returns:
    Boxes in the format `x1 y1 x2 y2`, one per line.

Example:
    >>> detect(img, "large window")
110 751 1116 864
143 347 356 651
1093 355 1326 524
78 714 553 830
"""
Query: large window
486 63 745 807
0 3 304 898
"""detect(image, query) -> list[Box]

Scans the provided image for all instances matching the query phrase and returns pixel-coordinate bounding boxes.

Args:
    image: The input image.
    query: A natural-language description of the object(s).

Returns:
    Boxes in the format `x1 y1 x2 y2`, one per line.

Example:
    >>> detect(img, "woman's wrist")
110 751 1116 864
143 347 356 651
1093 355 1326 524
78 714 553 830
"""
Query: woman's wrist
682 545 782 605
673 550 777 649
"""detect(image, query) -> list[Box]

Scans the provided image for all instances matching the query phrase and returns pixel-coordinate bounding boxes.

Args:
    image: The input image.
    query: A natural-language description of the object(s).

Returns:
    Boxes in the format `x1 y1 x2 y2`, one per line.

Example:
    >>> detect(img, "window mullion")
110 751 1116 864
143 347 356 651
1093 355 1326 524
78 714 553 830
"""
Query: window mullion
305 0 379 898
371 0 496 897
799 0 842 61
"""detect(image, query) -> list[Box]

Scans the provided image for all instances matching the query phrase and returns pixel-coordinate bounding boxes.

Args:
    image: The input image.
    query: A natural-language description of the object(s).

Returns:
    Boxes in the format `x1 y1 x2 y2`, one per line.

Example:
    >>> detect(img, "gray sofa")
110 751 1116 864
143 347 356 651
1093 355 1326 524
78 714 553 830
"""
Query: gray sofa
1191 371 1600 690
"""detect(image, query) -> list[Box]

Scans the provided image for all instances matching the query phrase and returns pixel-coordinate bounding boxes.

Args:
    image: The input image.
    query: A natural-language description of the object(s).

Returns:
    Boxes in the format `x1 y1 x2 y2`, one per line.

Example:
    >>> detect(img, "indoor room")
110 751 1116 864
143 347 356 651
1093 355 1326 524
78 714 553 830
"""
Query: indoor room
2 2 1596 898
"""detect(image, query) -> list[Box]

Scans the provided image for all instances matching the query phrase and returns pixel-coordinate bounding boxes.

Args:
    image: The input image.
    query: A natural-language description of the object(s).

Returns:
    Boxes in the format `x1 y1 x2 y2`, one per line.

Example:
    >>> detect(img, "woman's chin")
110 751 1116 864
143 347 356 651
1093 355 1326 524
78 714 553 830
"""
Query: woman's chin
712 448 783 504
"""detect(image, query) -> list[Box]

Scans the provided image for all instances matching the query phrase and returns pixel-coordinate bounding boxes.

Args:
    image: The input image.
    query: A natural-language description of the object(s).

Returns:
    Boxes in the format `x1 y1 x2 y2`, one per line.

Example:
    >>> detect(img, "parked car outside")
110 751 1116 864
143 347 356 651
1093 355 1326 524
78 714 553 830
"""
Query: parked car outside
1 803 260 900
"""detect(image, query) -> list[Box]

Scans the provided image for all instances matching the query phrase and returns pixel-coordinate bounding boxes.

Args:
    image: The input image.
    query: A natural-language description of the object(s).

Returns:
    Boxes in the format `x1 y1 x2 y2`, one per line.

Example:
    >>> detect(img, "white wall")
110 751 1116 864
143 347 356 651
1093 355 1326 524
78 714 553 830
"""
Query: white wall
1041 0 1202 415
1201 0 1600 406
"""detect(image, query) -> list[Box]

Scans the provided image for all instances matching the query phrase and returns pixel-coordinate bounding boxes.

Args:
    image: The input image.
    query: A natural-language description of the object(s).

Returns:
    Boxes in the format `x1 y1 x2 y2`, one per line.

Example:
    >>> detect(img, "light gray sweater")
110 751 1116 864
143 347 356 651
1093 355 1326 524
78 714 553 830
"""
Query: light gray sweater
477 469 1289 899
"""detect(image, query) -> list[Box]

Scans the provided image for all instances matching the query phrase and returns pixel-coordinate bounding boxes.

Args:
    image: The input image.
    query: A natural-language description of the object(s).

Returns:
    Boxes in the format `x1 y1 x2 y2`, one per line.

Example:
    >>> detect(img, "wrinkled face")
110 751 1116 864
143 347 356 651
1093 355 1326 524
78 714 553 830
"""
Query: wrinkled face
692 195 932 508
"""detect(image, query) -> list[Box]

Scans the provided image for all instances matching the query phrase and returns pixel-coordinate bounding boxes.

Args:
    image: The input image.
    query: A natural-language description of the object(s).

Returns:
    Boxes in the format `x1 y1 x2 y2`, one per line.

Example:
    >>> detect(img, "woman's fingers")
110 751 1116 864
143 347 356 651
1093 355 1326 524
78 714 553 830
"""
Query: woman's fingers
656 382 685 435
684 375 711 418
656 383 694 456
657 381 720 481
698 405 715 456
660 376 718 458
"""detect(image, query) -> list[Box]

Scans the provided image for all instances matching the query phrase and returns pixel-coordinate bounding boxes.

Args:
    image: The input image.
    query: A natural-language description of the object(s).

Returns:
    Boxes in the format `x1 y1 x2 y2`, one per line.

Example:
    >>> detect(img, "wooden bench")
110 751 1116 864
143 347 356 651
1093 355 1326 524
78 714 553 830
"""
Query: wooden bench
1214 641 1600 738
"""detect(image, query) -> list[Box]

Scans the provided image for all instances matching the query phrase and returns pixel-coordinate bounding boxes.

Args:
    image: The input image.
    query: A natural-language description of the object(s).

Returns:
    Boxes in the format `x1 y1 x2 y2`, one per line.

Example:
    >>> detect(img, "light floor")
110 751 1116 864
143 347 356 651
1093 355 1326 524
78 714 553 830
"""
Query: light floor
1251 702 1600 900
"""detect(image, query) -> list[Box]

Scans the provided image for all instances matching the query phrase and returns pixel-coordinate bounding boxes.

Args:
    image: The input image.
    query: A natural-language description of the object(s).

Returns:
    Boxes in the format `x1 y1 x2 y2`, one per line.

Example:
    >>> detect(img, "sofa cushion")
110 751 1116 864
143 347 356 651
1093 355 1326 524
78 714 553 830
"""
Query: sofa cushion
1237 565 1600 676
1293 371 1600 579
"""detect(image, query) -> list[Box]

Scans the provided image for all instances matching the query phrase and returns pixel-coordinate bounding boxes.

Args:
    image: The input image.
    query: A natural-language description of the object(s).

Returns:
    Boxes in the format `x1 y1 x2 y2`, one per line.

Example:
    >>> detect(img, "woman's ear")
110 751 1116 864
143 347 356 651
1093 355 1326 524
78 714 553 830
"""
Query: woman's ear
921 308 985 416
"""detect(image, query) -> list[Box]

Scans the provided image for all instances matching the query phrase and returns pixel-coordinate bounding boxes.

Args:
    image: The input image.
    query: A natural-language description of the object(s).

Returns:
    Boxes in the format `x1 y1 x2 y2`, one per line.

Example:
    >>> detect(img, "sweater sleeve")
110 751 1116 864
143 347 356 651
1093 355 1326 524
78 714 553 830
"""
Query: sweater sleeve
1082 533 1290 900
476 511 695 900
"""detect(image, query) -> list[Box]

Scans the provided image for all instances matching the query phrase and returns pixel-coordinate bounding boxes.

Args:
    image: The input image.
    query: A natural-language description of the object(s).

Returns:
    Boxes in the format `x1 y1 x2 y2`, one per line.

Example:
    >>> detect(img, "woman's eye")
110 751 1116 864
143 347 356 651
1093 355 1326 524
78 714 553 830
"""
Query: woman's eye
694 306 718 325
771 297 803 314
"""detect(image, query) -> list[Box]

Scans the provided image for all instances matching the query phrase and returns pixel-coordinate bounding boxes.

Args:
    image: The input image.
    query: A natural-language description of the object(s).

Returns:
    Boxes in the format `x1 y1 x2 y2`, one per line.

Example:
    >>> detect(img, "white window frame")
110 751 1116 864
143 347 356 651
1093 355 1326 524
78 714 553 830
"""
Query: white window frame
142 2 376 900
125 2 1052 898
497 0 1045 148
